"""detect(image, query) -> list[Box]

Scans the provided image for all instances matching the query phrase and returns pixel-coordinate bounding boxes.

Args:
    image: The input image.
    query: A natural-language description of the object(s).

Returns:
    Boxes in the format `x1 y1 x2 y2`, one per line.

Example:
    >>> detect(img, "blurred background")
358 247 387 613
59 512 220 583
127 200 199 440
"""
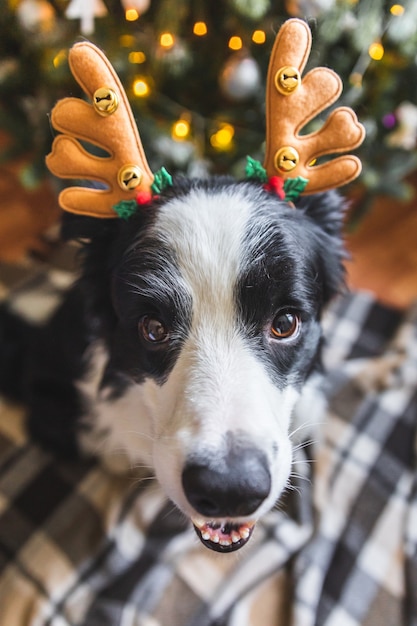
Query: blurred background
1 0 417 307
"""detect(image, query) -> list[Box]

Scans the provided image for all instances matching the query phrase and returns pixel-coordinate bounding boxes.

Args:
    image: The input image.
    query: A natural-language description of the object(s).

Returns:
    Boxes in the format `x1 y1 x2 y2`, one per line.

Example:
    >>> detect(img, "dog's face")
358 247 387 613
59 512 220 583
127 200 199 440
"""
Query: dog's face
77 179 345 553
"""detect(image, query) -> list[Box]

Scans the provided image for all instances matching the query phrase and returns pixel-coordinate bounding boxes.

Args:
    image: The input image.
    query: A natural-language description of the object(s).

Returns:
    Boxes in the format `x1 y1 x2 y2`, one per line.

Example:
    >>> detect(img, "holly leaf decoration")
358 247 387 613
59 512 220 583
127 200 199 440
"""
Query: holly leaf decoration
283 176 309 202
245 156 268 183
151 167 173 195
113 199 138 219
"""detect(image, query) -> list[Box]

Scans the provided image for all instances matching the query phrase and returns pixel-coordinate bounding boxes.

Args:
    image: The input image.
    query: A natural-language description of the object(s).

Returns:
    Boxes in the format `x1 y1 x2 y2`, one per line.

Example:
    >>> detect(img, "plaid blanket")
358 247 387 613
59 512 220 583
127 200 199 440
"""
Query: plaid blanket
0 252 416 626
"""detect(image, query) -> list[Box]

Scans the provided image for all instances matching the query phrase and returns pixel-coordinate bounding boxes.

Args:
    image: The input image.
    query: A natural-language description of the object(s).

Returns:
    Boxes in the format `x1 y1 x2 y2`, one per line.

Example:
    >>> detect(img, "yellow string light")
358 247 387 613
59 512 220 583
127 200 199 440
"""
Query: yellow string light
172 119 191 141
193 21 208 36
252 30 266 44
349 72 363 88
228 36 243 51
125 8 139 21
210 123 235 150
390 4 405 16
53 50 67 69
368 42 384 61
129 51 146 64
120 35 135 47
160 32 175 49
133 77 150 97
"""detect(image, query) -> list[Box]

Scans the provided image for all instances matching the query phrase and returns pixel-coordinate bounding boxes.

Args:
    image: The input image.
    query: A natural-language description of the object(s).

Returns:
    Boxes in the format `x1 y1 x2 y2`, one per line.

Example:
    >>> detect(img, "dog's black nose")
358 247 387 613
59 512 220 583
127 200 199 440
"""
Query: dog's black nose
182 446 271 518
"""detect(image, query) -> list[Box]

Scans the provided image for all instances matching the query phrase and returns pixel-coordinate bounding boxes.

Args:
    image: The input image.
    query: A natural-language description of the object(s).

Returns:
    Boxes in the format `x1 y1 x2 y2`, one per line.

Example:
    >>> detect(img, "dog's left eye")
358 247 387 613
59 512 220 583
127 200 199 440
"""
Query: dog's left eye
270 311 300 340
138 315 169 343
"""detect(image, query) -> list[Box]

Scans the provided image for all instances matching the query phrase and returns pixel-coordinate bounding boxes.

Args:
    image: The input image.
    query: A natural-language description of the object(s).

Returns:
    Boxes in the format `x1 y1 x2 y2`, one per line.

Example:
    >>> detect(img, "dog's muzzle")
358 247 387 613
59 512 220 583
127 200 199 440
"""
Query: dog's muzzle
182 445 271 552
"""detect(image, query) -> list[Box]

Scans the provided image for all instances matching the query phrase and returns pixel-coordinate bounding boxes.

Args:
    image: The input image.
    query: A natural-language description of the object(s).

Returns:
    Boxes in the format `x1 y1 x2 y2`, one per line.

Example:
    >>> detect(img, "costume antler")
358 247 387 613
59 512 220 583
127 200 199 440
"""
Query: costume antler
46 20 364 219
264 19 365 194
46 42 154 218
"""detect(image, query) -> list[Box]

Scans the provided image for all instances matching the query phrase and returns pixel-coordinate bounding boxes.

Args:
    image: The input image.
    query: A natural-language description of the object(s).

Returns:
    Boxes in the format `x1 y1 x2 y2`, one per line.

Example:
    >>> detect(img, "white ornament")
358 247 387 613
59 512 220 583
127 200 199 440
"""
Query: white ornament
156 39 191 76
16 0 55 32
120 0 151 13
65 0 108 35
387 102 417 150
220 54 261 101
286 0 335 18
231 0 270 20
153 136 194 167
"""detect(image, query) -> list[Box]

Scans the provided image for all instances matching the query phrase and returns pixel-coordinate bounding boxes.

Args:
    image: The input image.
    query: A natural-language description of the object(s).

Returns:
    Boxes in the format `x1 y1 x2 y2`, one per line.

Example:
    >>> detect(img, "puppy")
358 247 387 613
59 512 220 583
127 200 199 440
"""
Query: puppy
1 177 345 553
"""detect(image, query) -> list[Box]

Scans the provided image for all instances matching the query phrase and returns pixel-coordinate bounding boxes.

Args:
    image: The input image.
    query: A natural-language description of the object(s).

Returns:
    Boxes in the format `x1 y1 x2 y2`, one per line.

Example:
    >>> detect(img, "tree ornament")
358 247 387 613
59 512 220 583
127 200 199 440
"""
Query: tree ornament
153 135 195 168
0 59 19 85
16 0 55 32
230 0 270 20
387 102 417 150
387 3 417 43
120 0 151 14
156 38 191 77
65 0 108 35
219 53 261 102
285 0 335 18
382 112 397 129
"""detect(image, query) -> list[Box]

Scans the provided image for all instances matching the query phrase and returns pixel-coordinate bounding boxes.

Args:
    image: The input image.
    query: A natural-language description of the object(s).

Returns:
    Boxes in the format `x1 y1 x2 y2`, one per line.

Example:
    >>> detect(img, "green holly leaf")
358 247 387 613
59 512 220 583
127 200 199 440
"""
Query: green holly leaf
283 176 309 202
151 166 173 194
245 156 268 183
113 199 138 220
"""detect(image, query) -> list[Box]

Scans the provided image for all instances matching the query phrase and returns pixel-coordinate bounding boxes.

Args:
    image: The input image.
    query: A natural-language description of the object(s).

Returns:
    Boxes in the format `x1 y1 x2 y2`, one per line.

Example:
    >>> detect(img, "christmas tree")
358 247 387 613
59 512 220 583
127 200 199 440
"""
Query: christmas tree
1 0 417 241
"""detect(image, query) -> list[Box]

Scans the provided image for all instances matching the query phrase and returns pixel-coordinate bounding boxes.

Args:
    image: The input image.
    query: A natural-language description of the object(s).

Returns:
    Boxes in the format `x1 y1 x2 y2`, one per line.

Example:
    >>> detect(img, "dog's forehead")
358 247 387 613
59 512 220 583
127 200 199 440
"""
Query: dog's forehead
150 184 288 265
154 186 252 247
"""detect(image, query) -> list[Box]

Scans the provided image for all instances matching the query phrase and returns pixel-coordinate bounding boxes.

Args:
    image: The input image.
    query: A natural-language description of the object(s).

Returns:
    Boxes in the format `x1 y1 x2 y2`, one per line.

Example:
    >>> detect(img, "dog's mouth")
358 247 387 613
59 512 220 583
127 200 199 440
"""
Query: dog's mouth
192 518 255 553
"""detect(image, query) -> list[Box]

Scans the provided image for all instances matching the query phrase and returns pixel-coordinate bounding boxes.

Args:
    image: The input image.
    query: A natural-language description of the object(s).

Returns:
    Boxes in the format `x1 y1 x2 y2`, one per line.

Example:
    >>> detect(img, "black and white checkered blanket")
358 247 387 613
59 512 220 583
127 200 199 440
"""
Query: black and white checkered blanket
0 254 416 626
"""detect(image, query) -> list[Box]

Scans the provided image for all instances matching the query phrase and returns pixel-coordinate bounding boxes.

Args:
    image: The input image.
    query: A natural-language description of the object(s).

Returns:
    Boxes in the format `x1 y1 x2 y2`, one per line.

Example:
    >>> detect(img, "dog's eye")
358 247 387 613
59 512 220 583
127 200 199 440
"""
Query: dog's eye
270 311 300 340
139 315 169 343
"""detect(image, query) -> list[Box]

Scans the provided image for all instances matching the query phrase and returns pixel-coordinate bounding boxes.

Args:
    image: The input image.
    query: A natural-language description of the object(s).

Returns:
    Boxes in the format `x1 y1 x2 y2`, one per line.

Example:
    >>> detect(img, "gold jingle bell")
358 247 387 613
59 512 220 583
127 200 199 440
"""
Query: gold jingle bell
93 87 119 116
275 66 301 96
274 146 299 173
118 164 143 191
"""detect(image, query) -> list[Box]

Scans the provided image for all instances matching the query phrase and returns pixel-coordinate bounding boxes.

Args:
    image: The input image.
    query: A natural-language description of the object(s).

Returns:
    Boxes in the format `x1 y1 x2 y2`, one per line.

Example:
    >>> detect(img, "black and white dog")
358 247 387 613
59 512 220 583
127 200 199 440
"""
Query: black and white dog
0 177 345 552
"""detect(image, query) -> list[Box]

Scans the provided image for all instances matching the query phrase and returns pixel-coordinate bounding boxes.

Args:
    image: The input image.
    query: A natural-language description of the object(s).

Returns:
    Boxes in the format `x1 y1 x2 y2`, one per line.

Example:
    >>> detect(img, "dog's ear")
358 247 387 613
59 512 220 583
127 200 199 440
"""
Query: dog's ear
61 211 117 241
297 189 346 239
297 189 347 303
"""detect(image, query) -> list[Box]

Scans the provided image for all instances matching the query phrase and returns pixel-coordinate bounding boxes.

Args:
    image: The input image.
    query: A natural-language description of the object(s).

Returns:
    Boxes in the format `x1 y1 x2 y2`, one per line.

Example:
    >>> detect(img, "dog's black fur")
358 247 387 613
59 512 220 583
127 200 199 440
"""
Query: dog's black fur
0 178 345 461
0 178 345 548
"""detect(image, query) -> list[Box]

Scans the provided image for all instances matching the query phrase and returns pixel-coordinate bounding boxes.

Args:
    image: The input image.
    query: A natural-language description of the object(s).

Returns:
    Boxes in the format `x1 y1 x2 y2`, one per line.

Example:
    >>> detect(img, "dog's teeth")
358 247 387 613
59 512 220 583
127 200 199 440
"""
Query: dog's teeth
239 527 250 539
193 518 205 530
192 518 256 550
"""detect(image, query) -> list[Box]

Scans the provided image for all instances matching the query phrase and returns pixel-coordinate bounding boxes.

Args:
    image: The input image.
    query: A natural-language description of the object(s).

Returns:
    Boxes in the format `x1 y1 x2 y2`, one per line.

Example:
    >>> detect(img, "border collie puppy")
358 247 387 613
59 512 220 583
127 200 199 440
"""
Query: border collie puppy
3 177 345 553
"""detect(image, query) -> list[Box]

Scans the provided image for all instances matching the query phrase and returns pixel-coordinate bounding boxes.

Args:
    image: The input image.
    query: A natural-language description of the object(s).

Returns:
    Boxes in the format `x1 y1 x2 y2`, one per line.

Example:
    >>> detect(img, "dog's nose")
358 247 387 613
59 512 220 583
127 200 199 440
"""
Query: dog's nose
182 446 271 518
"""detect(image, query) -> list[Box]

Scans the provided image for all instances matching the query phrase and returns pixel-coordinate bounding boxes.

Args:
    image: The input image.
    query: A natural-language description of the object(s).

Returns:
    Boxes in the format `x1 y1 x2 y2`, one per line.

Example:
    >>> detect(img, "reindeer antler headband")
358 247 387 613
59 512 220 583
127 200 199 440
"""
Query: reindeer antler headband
46 19 365 219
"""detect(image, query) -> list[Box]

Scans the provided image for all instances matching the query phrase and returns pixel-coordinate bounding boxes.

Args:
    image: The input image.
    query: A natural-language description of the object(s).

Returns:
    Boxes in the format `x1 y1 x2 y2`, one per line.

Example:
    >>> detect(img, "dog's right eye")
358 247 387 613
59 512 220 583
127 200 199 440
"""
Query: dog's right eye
138 315 169 343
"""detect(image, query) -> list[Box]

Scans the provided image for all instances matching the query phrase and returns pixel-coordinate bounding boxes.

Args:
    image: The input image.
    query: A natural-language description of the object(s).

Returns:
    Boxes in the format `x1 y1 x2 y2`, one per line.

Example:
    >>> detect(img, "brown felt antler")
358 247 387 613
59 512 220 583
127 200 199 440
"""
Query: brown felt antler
264 19 365 193
47 21 364 219
46 42 154 218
